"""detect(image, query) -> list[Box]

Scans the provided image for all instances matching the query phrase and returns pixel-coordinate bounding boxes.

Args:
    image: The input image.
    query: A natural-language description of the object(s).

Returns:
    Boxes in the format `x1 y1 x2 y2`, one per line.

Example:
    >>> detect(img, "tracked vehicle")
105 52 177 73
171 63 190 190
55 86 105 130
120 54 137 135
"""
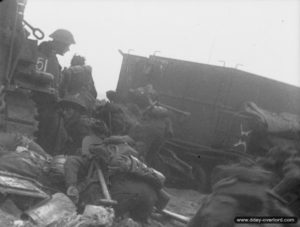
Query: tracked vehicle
0 0 58 139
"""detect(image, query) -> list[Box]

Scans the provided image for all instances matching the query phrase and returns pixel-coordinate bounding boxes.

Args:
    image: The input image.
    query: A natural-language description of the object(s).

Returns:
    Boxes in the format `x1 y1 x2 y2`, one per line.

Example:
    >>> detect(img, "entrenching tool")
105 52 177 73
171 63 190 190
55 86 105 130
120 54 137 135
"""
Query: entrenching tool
90 160 118 206
152 208 190 224
160 209 190 224
143 100 191 117
159 102 191 117
151 188 191 224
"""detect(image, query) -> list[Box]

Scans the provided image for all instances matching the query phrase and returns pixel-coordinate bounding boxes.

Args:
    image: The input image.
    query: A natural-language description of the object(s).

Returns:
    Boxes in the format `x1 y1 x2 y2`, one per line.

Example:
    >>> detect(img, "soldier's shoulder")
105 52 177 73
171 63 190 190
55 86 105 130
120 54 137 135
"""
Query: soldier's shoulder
37 41 53 55
69 65 92 74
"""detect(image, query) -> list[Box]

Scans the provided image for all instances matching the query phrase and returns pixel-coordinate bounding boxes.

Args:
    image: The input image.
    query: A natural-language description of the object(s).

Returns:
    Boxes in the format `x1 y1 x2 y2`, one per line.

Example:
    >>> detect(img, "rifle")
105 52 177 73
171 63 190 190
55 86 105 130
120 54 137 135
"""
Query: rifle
143 99 191 117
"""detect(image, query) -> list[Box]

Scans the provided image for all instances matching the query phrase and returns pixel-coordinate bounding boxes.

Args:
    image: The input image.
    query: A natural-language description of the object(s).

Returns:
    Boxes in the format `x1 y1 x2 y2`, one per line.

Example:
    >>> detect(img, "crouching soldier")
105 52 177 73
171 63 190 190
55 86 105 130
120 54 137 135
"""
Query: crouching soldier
58 95 98 155
64 129 168 224
188 163 299 227
273 155 300 216
257 146 300 216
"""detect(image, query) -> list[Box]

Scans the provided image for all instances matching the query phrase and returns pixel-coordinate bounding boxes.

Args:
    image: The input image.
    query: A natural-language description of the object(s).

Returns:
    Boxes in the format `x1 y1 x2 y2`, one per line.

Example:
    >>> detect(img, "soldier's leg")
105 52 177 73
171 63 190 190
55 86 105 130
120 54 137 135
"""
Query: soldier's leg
78 183 103 210
188 194 238 227
64 155 90 203
129 183 158 222
110 174 158 223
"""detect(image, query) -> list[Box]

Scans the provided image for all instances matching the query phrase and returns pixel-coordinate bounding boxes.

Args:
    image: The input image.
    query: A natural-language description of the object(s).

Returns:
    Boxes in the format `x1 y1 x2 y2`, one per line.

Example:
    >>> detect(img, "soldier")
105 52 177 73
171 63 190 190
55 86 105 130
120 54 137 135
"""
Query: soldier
34 29 75 155
64 131 166 224
57 95 95 155
36 29 75 91
188 163 299 227
95 96 130 136
128 101 174 168
259 146 300 216
128 84 158 109
60 55 97 111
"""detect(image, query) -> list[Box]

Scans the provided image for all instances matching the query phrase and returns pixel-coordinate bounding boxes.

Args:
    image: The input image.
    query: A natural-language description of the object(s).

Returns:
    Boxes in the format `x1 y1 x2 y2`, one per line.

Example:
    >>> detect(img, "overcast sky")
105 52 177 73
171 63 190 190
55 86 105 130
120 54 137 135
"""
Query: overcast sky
24 0 300 99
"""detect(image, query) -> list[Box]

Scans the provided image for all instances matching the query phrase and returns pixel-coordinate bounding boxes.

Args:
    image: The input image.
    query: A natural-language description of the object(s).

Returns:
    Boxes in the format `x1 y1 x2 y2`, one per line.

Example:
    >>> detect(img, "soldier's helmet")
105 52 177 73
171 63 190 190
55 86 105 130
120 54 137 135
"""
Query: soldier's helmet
71 55 86 66
49 29 76 45
58 94 87 112
83 118 109 135
106 90 118 102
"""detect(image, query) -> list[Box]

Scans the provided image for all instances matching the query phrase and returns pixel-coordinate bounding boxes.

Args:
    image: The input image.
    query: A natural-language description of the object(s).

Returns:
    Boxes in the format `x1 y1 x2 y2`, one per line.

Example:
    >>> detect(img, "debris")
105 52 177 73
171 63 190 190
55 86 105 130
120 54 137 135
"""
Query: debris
83 205 114 226
22 193 76 226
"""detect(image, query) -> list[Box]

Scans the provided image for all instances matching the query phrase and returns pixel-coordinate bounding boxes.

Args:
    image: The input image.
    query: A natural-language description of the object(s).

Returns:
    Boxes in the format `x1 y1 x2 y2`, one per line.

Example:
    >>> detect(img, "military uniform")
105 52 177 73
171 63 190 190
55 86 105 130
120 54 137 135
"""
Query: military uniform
96 102 131 135
126 84 174 165
35 99 68 156
64 136 165 223
34 29 76 155
36 41 62 91
34 41 65 155
272 156 300 217
128 115 173 169
62 115 91 155
188 163 299 227
109 173 158 222
61 65 97 98
57 93 102 155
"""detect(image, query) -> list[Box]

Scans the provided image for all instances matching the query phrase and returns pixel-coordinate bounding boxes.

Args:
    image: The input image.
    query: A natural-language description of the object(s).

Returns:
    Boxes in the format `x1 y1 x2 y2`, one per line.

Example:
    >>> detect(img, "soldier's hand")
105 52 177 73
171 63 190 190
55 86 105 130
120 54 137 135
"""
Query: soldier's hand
67 185 79 204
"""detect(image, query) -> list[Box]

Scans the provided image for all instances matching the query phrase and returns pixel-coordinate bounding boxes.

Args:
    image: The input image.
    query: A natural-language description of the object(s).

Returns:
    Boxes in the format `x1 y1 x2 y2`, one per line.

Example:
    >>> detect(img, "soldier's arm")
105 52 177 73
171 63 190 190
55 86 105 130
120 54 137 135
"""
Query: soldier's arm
59 68 71 98
64 155 90 188
87 74 97 98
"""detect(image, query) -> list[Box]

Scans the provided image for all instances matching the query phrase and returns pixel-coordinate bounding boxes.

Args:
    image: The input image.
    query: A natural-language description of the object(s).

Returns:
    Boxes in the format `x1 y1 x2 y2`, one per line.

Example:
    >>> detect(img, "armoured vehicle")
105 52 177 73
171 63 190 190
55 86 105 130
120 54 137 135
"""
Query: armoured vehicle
116 52 300 150
116 51 300 191
0 0 57 139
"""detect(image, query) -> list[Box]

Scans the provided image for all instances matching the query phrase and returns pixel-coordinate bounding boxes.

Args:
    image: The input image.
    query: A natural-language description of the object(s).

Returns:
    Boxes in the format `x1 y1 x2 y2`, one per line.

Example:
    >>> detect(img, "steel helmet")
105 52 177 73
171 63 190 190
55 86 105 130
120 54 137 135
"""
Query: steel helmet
49 29 76 45
58 94 87 112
